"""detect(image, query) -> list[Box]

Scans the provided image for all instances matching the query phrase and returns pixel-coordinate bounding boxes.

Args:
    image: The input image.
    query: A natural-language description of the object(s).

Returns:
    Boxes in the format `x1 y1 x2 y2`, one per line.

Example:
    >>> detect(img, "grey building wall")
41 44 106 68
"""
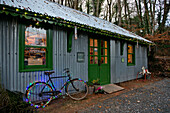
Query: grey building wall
110 40 148 83
0 16 149 93
0 17 88 93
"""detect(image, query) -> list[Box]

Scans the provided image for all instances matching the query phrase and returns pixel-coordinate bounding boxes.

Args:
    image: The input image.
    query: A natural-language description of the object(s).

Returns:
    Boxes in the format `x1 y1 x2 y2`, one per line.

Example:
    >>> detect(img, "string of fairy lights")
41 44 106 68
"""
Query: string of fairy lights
0 4 154 46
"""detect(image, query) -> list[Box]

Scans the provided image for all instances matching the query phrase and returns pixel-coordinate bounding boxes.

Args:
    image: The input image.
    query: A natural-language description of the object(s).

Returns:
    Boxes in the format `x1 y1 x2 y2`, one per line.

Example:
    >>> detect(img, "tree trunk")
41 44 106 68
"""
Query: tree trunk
86 0 90 14
74 0 79 10
159 0 169 33
152 0 156 35
92 0 96 16
115 3 118 25
96 0 100 17
107 0 112 22
144 0 151 34
124 0 128 27
117 0 121 26
61 0 64 5
65 0 67 6
135 0 143 28
126 2 131 27
157 0 162 31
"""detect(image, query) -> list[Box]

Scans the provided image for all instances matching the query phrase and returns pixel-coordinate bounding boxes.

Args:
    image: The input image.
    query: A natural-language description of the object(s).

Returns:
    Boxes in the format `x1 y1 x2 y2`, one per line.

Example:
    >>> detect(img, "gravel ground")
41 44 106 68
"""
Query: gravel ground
79 78 170 113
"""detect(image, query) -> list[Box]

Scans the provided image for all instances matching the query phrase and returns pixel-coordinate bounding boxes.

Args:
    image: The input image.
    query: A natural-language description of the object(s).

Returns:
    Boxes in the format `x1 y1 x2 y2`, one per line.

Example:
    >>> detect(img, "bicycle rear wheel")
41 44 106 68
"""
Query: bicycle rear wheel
66 79 88 100
26 82 53 108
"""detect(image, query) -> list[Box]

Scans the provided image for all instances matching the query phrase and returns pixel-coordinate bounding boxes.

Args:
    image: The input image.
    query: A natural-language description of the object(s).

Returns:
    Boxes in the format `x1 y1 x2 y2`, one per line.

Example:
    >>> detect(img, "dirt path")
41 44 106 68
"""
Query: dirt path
37 76 165 113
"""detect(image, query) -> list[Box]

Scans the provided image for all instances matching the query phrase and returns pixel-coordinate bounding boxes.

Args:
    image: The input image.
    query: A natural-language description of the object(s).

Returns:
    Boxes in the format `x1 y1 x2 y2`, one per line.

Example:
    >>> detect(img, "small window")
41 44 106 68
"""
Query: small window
19 25 53 72
127 44 135 66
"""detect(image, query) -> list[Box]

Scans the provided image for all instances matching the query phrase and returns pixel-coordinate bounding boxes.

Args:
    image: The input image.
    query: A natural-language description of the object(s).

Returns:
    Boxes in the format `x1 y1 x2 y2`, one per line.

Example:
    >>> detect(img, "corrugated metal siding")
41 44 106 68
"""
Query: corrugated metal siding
0 17 88 93
0 16 149 92
110 40 148 83
110 40 116 83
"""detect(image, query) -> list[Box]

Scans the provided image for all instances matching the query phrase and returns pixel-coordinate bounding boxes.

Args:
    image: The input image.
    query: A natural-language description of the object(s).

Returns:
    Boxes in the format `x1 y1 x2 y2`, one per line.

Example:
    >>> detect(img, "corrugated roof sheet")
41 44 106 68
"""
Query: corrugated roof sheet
0 0 152 43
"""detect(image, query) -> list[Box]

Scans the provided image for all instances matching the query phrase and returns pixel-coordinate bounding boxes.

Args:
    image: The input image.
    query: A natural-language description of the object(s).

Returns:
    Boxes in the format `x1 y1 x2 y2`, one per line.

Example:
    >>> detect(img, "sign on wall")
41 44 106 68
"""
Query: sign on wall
77 52 85 62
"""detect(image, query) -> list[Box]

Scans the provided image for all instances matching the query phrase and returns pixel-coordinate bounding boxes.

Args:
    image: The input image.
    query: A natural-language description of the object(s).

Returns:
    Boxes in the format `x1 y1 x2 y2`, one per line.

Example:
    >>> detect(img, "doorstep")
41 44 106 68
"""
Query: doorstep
95 84 124 94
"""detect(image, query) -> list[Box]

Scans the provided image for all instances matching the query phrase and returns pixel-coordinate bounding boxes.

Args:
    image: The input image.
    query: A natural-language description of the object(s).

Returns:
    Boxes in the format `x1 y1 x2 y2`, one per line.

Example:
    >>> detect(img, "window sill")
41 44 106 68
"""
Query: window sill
19 67 53 72
127 64 135 66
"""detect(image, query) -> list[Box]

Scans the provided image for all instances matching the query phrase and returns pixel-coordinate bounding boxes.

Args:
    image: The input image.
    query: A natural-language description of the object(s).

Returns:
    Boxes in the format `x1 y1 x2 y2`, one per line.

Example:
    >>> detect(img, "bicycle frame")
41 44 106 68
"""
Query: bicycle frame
26 69 88 108
40 73 77 95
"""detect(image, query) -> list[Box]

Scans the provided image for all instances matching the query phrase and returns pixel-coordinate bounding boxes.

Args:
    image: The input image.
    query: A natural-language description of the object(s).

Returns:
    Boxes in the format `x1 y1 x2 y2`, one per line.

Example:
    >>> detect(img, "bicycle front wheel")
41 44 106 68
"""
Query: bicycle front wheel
26 82 53 108
66 79 88 100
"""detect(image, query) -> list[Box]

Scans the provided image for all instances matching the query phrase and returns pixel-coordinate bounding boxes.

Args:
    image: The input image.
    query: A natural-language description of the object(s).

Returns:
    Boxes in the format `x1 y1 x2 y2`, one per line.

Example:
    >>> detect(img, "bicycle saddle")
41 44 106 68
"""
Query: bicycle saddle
44 71 55 75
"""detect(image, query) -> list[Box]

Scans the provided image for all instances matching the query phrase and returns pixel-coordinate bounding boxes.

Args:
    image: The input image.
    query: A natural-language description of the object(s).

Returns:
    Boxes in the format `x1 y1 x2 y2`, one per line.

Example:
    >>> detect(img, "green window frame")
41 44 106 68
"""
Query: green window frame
127 43 135 66
19 24 53 72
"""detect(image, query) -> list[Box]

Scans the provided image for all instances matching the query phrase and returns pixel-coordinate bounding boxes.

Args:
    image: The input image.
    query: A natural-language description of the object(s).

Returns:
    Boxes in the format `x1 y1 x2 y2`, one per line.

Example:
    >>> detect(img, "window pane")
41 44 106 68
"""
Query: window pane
25 26 47 46
90 48 93 55
128 44 133 53
105 57 107 64
105 49 107 56
90 39 93 46
90 56 93 64
94 48 98 55
94 39 98 47
105 41 107 48
94 56 98 64
24 48 46 65
128 54 133 63
101 57 104 64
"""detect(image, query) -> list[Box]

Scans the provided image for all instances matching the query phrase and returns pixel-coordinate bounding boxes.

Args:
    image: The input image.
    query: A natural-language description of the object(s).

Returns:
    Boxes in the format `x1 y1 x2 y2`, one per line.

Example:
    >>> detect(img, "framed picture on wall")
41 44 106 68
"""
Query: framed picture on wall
77 52 85 62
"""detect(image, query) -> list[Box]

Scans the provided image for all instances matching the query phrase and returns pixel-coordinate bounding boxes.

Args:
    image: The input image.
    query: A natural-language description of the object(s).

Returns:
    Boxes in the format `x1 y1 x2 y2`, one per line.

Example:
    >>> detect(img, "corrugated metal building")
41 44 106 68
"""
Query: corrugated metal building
0 0 152 93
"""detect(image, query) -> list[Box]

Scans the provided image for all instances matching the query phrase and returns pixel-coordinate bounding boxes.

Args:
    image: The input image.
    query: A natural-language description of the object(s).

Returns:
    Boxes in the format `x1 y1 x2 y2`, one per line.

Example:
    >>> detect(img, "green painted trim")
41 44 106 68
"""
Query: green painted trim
47 29 53 69
19 68 53 72
19 25 53 72
19 24 25 72
25 45 47 48
120 41 125 56
127 63 135 66
88 36 110 85
127 44 135 66
67 30 73 53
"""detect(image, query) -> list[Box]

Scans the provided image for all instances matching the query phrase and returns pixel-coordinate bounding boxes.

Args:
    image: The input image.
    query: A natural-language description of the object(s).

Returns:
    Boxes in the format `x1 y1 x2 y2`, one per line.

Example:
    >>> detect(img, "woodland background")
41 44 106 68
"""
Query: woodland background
0 0 169 112
48 0 170 76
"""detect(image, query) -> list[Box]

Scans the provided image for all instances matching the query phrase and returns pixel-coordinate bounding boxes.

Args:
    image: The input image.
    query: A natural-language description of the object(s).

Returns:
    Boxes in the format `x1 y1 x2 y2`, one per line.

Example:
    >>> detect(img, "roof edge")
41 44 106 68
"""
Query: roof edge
0 4 154 45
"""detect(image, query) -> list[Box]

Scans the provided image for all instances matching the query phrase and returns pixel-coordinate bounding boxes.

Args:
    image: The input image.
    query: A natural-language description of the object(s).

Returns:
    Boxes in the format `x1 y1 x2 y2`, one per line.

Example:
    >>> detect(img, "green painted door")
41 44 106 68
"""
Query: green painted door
88 38 110 85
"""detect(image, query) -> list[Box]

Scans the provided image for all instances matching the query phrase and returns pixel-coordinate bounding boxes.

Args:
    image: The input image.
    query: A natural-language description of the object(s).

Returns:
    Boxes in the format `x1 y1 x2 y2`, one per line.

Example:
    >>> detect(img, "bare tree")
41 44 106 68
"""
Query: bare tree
158 0 169 33
144 0 152 34
107 0 114 22
74 0 79 10
92 0 105 17
117 0 122 26
135 0 143 28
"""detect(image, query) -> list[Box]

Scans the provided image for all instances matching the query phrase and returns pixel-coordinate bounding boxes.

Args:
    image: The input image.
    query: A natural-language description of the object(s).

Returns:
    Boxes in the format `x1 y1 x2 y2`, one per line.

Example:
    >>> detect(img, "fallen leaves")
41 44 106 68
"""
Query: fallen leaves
158 108 161 111
98 106 102 108
124 95 128 97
